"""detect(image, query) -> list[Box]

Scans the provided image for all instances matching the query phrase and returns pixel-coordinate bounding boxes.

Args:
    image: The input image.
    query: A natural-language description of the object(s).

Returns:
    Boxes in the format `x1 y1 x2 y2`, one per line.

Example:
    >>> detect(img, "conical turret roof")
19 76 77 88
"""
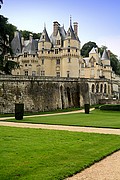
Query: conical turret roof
101 49 109 60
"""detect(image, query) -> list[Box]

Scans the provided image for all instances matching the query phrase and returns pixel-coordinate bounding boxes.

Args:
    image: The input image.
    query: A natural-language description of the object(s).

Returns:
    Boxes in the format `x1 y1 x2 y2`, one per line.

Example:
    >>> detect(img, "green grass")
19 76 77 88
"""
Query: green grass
0 107 81 117
4 109 120 129
0 126 120 180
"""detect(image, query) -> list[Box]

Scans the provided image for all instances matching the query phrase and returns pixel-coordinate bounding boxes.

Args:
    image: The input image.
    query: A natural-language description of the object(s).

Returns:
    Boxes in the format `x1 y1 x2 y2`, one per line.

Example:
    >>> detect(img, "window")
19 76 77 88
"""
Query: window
25 64 27 67
41 71 45 76
81 63 84 68
32 71 36 76
33 54 35 57
68 48 70 53
56 72 60 77
92 84 95 93
42 35 45 39
67 71 70 78
56 59 60 65
25 70 28 76
100 84 103 93
96 84 99 93
55 49 59 54
68 39 70 45
68 58 71 63
57 40 60 45
42 59 44 65
24 52 27 58
91 62 94 67
104 84 107 93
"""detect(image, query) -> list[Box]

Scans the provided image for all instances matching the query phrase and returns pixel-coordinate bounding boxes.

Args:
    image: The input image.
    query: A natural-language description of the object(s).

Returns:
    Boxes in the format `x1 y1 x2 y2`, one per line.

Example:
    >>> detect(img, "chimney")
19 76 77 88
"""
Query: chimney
29 33 33 41
21 36 24 46
53 21 60 36
73 22 78 36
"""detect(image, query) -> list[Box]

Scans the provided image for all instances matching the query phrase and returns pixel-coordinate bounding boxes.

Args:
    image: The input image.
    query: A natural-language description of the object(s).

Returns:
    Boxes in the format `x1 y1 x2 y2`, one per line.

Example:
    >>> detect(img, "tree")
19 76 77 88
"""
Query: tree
0 0 3 9
20 30 41 40
0 15 18 74
81 41 98 57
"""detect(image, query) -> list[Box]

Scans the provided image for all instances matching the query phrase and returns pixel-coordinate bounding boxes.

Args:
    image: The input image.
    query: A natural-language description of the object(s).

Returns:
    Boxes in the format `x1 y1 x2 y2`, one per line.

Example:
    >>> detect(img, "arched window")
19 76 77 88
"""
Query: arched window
104 84 107 93
96 84 99 93
92 84 95 93
100 84 103 93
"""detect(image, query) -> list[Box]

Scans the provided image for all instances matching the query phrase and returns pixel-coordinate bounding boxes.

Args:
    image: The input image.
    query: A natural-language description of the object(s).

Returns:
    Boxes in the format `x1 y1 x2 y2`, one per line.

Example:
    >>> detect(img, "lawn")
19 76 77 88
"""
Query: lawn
0 126 120 180
4 109 120 129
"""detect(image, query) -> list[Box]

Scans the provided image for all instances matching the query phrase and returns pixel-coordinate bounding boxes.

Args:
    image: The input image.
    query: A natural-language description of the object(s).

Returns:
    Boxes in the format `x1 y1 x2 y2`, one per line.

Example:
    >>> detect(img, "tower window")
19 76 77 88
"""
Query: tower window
68 48 70 53
56 72 60 77
24 52 27 58
57 40 60 45
68 58 71 63
25 70 28 76
42 59 44 65
55 49 59 54
56 59 60 65
67 71 70 78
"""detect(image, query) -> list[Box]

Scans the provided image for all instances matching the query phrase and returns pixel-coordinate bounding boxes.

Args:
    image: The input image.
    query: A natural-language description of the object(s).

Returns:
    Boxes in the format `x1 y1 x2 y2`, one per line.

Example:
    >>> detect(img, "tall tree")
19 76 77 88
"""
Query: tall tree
0 15 18 74
0 0 3 9
81 41 98 57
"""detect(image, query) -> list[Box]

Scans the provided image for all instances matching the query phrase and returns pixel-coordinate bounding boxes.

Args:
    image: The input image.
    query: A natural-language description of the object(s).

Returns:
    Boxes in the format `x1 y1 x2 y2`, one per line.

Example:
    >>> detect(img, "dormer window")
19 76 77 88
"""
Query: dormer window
55 49 59 54
91 62 94 67
24 52 27 58
68 32 70 36
57 40 60 45
42 35 45 39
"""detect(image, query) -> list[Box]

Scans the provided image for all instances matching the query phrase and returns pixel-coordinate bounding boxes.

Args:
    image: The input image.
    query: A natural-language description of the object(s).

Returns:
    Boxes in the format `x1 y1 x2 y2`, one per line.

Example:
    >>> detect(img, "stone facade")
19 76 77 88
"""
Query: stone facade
0 75 117 114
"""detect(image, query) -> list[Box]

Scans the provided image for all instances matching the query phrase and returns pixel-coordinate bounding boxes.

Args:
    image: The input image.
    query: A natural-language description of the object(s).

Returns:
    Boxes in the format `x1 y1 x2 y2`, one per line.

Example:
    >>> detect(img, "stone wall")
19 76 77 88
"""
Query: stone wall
0 75 112 114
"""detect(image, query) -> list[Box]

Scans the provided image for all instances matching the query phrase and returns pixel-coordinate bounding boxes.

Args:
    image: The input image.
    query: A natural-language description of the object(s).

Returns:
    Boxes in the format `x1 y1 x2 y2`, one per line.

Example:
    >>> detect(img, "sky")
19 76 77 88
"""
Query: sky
1 0 120 58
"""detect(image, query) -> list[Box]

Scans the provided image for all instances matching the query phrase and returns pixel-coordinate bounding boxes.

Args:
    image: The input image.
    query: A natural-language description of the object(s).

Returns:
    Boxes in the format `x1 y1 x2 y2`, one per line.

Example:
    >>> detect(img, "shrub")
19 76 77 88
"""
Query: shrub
100 104 120 111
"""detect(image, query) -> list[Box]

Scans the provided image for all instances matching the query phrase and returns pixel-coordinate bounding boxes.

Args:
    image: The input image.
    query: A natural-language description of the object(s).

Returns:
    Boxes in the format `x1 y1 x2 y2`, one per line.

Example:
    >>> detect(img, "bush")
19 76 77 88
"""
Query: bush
100 104 120 111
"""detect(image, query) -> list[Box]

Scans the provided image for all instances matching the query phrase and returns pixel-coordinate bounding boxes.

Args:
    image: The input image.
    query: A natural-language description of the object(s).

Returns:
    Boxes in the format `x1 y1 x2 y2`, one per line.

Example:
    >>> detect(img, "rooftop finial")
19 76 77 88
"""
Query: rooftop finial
44 22 46 29
70 15 72 26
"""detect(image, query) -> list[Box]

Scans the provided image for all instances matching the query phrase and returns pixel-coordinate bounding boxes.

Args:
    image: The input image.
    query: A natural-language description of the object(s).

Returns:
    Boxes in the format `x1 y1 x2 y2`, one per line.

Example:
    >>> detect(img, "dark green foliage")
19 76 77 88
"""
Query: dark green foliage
100 104 120 111
0 15 18 74
15 103 24 120
81 41 98 57
20 30 41 40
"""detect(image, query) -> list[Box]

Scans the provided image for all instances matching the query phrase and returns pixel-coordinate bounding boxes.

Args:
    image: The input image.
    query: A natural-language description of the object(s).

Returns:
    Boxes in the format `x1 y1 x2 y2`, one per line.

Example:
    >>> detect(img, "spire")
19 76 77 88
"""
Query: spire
101 49 110 60
70 15 72 26
44 22 46 30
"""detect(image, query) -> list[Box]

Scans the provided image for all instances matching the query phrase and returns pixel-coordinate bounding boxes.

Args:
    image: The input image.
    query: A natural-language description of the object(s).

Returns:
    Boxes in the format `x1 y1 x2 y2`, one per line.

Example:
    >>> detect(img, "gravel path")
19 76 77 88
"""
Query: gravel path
0 109 120 180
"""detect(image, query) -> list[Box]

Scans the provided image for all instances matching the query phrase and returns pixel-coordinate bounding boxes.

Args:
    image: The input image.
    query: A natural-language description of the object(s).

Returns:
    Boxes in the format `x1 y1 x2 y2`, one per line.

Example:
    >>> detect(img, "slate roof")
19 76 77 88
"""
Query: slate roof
11 31 22 55
39 27 51 43
23 39 38 54
101 49 110 60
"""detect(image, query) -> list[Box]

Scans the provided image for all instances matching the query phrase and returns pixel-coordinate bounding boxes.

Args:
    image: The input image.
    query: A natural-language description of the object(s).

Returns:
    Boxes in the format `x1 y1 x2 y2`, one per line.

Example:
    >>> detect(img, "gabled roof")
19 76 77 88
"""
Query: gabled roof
66 25 77 40
89 47 97 54
101 49 110 60
39 27 51 43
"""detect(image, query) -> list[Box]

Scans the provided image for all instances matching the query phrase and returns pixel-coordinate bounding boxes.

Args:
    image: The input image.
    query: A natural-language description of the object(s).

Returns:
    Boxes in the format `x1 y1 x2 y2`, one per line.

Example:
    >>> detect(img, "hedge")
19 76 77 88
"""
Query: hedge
100 104 120 111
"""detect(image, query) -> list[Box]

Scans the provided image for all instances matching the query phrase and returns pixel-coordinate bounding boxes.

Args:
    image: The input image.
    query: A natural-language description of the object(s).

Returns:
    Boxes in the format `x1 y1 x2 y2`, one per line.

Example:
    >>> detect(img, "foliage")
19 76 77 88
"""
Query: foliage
0 126 120 179
81 41 120 75
20 30 41 40
0 15 18 74
0 0 3 8
100 104 120 111
81 41 98 57
4 109 120 129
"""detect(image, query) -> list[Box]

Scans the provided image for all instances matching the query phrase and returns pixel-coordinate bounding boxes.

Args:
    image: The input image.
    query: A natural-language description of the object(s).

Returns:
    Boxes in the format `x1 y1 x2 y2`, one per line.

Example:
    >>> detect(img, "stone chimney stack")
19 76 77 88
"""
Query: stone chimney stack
21 36 24 46
73 22 78 36
29 33 33 41
53 21 60 36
